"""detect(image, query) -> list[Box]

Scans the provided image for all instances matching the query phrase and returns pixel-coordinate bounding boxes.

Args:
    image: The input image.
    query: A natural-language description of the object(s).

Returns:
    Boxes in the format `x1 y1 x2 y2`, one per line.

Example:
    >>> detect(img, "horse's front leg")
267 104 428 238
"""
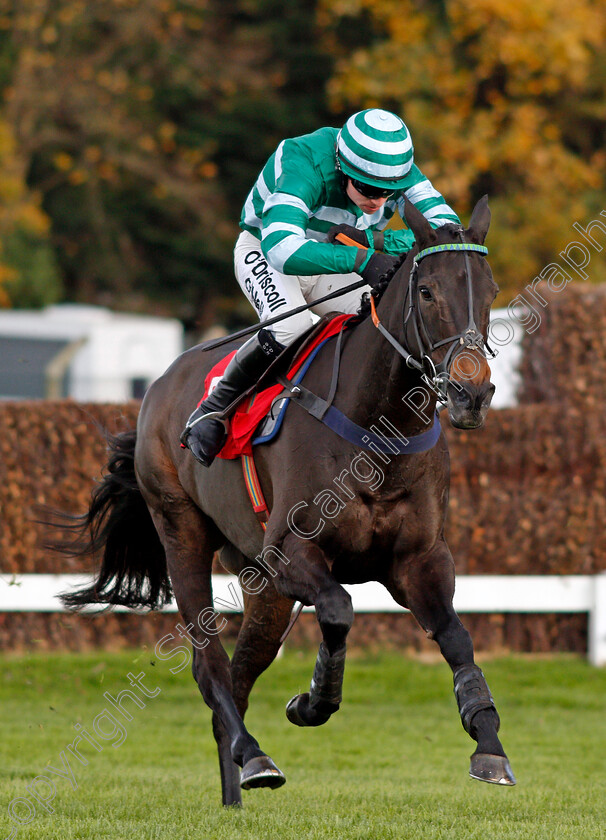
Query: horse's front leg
385 539 516 785
271 532 353 727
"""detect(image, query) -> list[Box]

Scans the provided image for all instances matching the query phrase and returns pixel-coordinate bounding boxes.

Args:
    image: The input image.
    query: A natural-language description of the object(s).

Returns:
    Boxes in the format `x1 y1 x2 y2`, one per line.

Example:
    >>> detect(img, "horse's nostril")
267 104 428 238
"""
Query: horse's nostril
449 381 494 412
449 384 473 408
477 383 495 410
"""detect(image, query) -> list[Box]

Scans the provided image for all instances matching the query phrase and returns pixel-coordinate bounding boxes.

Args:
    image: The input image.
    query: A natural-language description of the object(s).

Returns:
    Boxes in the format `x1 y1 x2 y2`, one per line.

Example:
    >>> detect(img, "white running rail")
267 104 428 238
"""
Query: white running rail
1 573 605 666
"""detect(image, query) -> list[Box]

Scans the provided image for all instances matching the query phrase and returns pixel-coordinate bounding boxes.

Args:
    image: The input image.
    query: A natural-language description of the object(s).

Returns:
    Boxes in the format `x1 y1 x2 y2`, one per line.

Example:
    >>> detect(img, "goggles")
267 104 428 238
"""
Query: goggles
349 178 395 200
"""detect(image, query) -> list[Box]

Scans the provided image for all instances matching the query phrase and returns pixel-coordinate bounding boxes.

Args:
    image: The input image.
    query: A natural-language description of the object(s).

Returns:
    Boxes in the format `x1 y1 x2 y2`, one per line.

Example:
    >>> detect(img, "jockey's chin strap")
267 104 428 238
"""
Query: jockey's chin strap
370 232 493 402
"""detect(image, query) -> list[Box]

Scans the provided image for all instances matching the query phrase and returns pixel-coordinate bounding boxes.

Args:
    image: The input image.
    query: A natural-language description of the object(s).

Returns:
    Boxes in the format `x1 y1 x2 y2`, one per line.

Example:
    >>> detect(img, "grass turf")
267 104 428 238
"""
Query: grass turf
0 649 605 839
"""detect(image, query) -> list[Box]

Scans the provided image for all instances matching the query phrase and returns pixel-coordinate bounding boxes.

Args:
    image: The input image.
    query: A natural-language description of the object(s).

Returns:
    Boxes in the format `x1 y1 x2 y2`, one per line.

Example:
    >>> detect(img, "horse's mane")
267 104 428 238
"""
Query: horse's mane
356 223 467 320
356 251 408 320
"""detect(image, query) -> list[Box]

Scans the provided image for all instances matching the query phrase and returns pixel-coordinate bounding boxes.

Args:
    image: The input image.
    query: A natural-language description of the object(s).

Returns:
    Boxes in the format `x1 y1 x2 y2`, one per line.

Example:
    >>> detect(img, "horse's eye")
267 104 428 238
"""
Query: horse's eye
419 286 433 301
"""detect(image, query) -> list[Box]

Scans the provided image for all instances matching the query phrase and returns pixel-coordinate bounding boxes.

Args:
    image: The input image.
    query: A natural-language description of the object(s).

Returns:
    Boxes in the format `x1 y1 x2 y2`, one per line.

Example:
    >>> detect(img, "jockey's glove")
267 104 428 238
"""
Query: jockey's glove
327 224 385 251
360 252 400 288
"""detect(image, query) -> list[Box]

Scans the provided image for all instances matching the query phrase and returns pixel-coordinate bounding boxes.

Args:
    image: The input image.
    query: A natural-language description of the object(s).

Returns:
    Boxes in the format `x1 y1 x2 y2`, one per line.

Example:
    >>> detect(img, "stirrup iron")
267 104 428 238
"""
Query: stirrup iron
186 410 230 432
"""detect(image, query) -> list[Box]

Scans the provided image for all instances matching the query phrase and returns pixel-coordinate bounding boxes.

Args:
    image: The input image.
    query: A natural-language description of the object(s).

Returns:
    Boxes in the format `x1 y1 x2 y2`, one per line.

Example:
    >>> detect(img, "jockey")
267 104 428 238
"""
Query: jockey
181 108 460 466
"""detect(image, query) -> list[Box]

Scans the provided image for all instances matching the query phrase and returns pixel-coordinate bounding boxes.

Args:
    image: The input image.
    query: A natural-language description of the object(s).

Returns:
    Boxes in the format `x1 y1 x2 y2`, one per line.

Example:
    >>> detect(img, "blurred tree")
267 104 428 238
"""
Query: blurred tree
1 0 243 327
0 0 336 331
212 0 337 207
319 0 606 297
0 116 60 307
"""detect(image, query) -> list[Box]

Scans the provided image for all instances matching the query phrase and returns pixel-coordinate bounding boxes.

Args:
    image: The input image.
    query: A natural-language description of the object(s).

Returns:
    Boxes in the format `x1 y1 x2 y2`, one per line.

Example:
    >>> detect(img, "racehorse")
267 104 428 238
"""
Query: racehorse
60 196 516 807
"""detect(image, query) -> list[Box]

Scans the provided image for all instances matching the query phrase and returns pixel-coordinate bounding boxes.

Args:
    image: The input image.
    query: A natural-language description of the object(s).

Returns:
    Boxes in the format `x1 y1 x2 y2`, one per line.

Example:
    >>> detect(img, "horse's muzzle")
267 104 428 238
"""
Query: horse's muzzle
446 380 495 429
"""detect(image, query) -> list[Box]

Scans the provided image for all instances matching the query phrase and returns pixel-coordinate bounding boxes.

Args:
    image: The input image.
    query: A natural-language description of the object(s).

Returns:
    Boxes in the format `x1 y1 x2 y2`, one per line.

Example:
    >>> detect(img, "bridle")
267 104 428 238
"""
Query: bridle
370 230 495 401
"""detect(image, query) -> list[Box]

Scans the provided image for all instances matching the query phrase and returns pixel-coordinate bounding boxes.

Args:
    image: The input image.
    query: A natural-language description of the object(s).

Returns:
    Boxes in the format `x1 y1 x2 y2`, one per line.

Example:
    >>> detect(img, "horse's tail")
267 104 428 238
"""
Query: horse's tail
54 429 172 611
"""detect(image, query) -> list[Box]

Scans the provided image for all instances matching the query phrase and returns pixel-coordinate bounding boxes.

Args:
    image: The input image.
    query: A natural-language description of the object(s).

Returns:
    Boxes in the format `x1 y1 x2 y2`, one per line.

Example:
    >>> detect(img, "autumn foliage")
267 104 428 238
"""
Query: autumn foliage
0 0 604 321
320 0 606 298
0 0 334 326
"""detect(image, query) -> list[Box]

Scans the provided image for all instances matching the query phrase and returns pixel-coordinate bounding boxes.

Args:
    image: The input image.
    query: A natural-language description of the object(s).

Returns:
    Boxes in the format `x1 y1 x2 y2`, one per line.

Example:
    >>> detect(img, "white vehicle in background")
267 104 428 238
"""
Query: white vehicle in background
0 304 183 401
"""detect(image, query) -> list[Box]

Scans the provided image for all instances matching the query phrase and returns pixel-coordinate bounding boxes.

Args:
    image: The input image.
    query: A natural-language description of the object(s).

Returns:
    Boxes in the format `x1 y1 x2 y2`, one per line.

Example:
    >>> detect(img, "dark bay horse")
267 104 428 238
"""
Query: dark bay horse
61 196 515 806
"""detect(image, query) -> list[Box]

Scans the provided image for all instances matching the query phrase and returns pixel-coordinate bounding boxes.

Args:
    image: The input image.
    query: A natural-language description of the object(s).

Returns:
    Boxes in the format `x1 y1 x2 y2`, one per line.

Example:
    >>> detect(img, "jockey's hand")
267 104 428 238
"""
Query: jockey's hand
327 224 369 248
360 252 399 288
327 224 385 250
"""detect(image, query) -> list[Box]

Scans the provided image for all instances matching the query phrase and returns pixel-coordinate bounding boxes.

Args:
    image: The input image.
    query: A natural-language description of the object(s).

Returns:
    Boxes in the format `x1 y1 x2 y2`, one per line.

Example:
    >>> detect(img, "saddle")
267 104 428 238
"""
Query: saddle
202 314 356 460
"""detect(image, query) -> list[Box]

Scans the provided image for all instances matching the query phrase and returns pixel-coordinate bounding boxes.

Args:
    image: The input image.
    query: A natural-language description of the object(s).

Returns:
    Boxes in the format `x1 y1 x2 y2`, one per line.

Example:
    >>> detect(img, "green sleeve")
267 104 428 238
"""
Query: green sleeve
259 138 373 275
379 165 460 255
381 228 416 254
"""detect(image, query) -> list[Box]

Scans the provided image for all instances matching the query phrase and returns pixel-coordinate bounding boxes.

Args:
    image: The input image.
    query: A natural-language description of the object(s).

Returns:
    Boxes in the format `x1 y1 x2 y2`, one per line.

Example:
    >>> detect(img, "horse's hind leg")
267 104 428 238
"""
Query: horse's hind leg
146 499 285 805
268 533 354 727
211 710 241 807
385 539 516 786
212 579 294 798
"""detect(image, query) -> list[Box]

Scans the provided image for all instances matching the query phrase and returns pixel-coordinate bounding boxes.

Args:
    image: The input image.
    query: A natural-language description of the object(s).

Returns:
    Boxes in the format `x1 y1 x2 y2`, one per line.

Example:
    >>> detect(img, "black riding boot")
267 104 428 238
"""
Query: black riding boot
180 329 284 467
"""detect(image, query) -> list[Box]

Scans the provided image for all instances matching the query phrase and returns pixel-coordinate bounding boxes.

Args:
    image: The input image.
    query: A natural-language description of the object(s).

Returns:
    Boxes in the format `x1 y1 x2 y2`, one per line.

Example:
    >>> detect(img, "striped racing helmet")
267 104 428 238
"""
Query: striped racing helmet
336 109 414 190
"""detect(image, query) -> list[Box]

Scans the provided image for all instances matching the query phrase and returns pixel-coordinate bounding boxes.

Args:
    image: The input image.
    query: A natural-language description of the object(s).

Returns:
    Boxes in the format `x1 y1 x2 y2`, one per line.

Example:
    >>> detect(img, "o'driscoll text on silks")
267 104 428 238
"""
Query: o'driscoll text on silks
243 250 287 315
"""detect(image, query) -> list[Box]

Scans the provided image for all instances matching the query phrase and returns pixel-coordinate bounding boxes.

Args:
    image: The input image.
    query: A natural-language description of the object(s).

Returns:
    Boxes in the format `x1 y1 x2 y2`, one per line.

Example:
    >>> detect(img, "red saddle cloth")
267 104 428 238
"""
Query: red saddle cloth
202 315 353 459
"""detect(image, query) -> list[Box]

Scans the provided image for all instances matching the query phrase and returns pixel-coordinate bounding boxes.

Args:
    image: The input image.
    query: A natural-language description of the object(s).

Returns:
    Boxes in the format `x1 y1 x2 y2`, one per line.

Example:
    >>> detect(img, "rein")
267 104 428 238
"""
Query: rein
276 321 442 455
370 235 493 401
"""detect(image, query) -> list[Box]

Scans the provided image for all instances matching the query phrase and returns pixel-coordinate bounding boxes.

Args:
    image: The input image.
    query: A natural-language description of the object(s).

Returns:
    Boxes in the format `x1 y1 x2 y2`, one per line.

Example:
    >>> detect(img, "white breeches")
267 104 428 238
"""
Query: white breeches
234 231 371 346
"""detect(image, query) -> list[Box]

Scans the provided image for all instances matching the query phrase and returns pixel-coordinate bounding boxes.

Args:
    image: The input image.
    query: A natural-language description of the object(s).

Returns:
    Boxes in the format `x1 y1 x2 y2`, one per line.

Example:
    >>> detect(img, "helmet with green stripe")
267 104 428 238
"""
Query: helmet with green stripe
336 109 414 190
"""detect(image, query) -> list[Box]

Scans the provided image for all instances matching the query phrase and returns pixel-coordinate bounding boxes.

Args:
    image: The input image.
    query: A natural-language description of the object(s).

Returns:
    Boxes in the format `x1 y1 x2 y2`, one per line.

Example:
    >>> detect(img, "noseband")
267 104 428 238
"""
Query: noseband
370 231 494 401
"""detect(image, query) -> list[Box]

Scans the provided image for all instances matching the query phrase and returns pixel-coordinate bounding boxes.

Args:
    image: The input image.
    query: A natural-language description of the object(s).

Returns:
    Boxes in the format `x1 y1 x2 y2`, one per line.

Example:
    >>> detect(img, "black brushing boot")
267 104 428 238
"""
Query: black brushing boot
180 329 284 467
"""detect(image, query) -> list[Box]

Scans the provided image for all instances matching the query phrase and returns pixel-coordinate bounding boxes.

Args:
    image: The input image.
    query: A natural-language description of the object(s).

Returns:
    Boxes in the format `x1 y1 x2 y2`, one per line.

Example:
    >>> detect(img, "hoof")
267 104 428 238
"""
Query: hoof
285 693 334 727
470 753 516 786
240 755 286 791
286 693 312 727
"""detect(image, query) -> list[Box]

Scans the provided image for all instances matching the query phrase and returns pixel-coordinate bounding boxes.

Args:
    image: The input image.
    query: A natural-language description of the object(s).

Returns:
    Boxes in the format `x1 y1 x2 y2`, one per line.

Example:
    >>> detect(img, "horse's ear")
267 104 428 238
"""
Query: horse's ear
404 197 438 247
466 195 491 244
